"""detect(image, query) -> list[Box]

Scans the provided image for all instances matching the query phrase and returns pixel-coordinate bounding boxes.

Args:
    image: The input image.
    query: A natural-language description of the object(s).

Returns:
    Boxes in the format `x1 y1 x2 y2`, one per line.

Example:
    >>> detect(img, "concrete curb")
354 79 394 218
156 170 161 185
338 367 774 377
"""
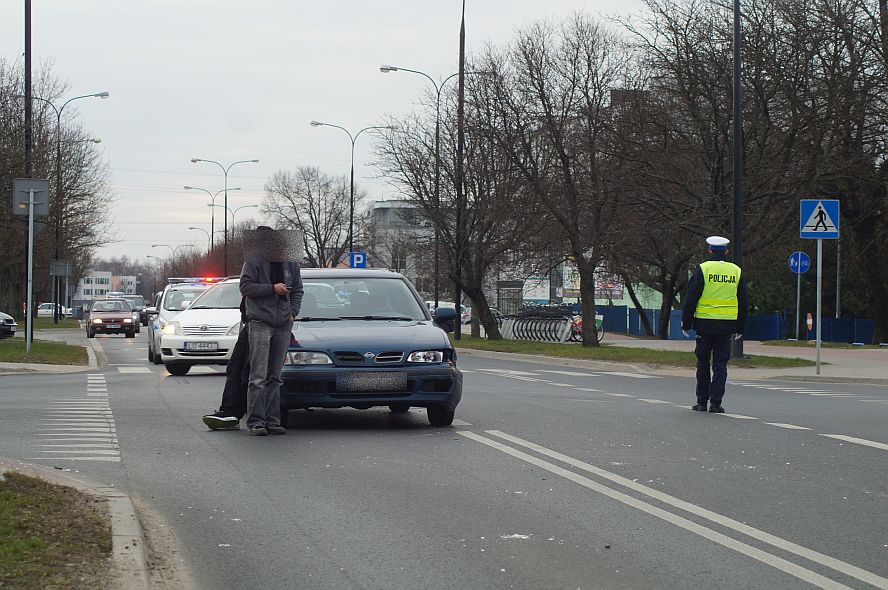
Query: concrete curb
455 347 888 385
0 329 100 375
0 459 150 590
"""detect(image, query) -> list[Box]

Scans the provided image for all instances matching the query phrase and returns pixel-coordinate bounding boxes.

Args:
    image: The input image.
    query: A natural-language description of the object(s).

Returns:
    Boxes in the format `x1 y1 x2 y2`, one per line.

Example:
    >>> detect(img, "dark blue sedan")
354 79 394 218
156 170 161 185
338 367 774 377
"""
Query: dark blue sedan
280 269 462 427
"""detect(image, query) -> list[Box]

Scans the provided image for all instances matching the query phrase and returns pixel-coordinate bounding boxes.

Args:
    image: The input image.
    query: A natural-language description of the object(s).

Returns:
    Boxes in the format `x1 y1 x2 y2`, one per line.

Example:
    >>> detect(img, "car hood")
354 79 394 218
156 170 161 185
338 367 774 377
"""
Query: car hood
171 307 241 326
0 311 13 321
291 320 450 352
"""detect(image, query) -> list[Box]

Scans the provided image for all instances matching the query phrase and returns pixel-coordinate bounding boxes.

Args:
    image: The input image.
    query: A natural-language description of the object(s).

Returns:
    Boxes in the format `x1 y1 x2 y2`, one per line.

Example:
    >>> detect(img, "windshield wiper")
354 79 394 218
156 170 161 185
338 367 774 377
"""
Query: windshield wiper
296 317 341 322
338 315 414 321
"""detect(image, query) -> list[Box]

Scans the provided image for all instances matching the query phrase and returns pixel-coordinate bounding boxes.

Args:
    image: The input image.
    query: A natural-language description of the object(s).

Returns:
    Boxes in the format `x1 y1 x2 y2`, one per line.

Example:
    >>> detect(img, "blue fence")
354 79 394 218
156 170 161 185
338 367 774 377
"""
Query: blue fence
807 318 874 344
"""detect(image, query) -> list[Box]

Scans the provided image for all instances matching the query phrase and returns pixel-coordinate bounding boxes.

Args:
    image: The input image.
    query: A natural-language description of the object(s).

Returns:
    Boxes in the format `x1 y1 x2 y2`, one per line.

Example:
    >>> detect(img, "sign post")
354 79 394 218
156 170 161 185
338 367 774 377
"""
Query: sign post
787 251 810 340
800 199 840 375
14 179 50 354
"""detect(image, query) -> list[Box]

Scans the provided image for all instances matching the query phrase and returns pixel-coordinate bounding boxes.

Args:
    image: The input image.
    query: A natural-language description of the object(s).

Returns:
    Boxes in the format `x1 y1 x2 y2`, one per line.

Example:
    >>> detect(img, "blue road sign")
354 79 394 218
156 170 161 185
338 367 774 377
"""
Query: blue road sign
349 251 367 268
800 199 839 239
788 251 810 274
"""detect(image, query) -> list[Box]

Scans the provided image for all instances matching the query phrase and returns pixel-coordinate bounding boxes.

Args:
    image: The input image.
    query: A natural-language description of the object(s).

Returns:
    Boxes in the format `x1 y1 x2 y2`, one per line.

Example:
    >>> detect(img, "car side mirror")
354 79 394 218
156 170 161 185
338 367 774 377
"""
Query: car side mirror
433 307 457 332
146 307 158 316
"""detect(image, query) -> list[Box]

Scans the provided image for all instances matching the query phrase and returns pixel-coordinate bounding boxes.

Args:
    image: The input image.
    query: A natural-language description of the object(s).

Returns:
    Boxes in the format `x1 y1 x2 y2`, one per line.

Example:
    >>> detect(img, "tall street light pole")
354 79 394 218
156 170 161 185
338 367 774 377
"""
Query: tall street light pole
209 203 259 225
188 227 211 255
454 0 467 340
732 0 744 358
184 186 241 253
191 158 258 275
310 121 394 259
30 91 109 323
380 66 486 308
152 243 195 257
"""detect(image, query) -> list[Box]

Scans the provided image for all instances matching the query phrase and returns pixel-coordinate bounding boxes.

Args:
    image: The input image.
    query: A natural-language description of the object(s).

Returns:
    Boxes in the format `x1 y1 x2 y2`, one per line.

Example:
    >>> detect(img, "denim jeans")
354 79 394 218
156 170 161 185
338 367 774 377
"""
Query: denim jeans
246 319 292 428
694 333 732 406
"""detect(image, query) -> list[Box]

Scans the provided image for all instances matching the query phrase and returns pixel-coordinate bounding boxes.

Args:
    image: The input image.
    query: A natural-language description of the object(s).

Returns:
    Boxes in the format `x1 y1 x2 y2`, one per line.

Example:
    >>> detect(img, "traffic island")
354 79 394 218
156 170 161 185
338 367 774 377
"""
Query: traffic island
0 338 88 366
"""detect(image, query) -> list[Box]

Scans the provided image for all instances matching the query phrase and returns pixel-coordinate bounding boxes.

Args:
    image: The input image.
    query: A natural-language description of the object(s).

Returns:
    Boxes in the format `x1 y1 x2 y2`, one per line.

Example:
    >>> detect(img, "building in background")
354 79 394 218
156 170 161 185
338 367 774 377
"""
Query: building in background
72 271 137 308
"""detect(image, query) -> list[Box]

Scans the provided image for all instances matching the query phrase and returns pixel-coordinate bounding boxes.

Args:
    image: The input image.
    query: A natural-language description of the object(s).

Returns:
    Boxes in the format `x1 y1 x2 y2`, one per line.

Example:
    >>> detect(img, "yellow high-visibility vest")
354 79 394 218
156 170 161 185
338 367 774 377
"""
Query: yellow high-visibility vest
695 260 741 320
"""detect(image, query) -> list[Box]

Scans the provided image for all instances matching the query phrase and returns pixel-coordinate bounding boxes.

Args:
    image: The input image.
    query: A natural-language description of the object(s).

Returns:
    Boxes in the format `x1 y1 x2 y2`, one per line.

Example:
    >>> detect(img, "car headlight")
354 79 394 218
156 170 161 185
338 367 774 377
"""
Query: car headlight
124 318 133 324
92 318 102 324
285 351 332 365
162 321 179 336
407 350 444 363
227 322 241 336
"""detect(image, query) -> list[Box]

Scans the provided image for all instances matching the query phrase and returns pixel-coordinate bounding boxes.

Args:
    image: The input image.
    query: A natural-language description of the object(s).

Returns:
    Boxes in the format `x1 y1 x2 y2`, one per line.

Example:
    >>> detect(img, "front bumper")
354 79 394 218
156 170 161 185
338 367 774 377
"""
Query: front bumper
280 364 463 411
0 324 16 338
90 323 135 335
161 334 237 364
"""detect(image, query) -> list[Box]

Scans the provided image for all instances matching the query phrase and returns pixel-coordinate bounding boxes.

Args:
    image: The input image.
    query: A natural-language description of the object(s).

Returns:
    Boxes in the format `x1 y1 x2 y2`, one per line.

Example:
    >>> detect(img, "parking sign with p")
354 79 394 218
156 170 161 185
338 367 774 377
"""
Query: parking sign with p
349 251 367 268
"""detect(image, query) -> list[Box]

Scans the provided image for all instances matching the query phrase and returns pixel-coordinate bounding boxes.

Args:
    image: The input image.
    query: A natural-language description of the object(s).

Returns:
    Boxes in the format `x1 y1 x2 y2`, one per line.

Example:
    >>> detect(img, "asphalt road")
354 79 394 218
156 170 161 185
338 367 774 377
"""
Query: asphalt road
1 330 887 589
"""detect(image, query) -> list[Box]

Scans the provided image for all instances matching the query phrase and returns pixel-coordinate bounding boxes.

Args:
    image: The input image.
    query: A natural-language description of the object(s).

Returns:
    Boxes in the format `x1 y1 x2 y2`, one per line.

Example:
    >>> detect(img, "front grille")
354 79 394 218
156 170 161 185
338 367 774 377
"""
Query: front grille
334 351 364 364
97 317 127 323
183 325 229 336
375 351 404 364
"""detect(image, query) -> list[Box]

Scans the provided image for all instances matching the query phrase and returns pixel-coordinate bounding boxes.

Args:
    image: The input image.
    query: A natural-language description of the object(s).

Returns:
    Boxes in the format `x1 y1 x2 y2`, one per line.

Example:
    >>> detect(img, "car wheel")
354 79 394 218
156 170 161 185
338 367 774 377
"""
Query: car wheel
427 405 454 427
151 342 163 365
389 403 410 413
165 363 190 376
147 346 154 362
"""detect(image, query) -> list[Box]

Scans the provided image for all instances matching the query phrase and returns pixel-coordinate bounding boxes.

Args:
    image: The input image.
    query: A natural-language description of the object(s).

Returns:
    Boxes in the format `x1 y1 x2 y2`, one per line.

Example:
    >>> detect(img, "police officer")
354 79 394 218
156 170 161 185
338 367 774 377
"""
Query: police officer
681 236 748 413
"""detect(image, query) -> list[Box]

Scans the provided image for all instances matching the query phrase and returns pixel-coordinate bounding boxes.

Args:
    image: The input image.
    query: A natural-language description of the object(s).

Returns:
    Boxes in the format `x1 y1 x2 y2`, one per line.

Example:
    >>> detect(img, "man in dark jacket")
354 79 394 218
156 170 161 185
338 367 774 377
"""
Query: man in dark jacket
201 297 250 430
240 227 303 436
681 236 748 413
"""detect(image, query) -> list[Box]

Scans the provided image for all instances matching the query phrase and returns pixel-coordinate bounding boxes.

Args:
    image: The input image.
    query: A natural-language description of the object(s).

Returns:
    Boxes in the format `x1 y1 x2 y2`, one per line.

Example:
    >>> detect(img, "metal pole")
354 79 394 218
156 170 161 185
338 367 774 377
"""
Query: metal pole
210 198 215 255
454 0 466 341
816 238 822 375
223 169 229 276
434 102 441 308
53 109 62 324
731 0 744 357
349 140 355 255
26 189 37 354
835 238 841 318
795 252 801 340
24 0 32 176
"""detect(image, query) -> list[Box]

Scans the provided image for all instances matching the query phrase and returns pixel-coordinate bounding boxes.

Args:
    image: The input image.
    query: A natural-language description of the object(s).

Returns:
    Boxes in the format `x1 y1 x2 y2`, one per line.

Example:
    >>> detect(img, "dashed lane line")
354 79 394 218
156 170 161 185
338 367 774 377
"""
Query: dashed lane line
638 399 672 404
718 413 759 420
819 435 888 452
537 370 600 377
765 423 812 431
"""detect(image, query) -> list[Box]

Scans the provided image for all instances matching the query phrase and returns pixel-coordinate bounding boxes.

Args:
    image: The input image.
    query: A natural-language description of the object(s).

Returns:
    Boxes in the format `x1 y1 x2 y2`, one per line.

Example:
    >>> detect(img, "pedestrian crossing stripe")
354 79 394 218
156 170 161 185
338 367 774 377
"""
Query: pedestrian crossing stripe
800 199 839 239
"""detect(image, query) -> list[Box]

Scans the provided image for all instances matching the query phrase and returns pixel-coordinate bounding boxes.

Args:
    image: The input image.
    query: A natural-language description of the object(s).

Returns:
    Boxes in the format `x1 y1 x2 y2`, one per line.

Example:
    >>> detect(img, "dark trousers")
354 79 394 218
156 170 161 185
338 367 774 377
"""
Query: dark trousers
694 333 732 406
218 324 250 418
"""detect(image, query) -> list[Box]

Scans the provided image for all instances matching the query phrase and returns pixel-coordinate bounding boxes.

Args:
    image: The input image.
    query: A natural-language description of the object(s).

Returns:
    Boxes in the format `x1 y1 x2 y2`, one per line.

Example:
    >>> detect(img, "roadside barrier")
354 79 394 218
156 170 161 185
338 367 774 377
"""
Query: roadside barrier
501 316 573 343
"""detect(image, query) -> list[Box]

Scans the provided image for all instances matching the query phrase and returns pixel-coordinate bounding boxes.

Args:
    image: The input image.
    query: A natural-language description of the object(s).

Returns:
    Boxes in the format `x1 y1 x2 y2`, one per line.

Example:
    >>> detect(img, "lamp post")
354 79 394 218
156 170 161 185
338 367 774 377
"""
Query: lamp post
208 203 259 225
309 121 394 258
188 227 212 254
146 254 166 285
191 158 259 275
29 91 109 323
151 243 194 257
380 66 488 307
184 186 241 253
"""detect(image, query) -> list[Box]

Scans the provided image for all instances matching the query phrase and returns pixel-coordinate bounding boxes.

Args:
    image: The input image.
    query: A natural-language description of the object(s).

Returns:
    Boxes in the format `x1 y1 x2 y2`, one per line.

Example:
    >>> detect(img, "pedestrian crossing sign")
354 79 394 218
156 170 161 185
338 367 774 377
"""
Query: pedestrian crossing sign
800 199 839 239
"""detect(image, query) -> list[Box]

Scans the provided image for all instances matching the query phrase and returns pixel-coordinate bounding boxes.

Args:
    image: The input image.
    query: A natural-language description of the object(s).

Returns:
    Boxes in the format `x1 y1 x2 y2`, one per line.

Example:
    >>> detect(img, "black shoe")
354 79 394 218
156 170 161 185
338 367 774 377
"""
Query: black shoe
692 404 708 411
266 424 286 435
249 425 268 436
709 405 725 413
203 413 240 430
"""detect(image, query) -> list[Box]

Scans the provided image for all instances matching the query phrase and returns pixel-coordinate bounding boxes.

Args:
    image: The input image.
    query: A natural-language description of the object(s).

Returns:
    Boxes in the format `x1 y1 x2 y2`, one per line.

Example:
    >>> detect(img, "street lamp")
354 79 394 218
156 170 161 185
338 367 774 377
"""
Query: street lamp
191 158 259 275
146 254 166 285
208 203 259 225
184 186 241 253
188 227 212 254
380 64 488 307
28 91 109 322
151 243 195 257
310 120 395 258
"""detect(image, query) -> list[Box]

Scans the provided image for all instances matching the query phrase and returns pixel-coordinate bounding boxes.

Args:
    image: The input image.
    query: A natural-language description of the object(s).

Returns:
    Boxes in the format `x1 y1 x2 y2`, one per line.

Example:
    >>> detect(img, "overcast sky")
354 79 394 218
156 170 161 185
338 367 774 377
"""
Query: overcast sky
2 0 644 265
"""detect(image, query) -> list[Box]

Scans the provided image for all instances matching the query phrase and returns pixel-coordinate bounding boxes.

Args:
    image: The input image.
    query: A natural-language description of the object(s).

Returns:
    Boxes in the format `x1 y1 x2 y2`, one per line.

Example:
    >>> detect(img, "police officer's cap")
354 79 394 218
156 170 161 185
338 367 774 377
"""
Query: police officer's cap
706 235 730 251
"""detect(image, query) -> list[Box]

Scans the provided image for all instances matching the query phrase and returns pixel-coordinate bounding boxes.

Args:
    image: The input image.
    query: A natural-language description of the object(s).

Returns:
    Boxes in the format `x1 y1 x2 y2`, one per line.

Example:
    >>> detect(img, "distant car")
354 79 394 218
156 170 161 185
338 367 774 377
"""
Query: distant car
281 269 463 428
0 311 17 339
425 301 470 324
36 302 67 317
121 299 141 334
147 278 221 365
159 278 242 376
121 295 149 326
86 299 136 338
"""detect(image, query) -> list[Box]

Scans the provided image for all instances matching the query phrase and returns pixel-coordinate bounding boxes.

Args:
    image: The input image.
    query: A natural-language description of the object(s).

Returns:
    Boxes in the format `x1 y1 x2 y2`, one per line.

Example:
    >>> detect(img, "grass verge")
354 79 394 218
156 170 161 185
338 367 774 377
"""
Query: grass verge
0 338 88 365
762 340 885 350
453 335 815 368
31 317 81 330
0 471 112 589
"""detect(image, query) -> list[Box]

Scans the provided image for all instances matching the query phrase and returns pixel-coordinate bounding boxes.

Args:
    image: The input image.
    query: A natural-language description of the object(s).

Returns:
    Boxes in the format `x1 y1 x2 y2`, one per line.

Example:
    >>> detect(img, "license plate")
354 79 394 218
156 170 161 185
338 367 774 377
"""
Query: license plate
184 341 218 351
336 371 407 393
105 324 120 329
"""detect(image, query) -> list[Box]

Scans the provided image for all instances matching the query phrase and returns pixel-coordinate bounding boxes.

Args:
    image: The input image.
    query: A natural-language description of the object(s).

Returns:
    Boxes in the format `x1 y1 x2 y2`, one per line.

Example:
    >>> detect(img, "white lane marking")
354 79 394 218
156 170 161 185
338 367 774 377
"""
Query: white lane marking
548 383 575 387
576 387 601 392
37 443 118 448
87 393 109 397
27 456 120 462
537 370 599 377
117 367 152 374
859 400 888 404
480 430 888 590
461 431 859 590
502 375 543 382
38 434 117 438
36 427 113 433
597 371 658 379
719 413 759 420
639 399 672 404
37 449 119 455
820 435 888 452
601 393 635 398
451 419 472 427
459 369 475 373
477 369 539 376
765 423 812 430
809 394 861 398
188 366 221 374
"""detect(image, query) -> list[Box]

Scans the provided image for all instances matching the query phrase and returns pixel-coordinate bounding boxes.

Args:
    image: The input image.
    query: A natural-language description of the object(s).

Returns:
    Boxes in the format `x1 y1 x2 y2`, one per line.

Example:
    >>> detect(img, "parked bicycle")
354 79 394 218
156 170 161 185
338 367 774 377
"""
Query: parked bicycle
569 314 605 343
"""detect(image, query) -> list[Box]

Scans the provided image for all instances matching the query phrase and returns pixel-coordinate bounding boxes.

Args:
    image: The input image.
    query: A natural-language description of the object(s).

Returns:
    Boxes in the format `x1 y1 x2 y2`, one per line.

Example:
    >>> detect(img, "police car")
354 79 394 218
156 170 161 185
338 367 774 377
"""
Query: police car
159 278 242 376
147 278 223 367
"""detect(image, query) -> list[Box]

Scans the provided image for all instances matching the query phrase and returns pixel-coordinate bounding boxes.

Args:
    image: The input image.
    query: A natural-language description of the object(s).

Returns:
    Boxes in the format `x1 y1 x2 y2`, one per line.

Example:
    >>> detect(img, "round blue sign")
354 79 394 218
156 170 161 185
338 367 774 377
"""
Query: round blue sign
788 251 810 274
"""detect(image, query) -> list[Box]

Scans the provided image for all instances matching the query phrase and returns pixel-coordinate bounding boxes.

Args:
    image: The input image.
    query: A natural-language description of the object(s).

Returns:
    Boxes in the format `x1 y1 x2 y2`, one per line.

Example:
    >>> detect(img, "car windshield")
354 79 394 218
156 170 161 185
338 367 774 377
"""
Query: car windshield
189 282 241 309
299 277 427 320
163 288 206 311
123 296 145 308
92 300 127 313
